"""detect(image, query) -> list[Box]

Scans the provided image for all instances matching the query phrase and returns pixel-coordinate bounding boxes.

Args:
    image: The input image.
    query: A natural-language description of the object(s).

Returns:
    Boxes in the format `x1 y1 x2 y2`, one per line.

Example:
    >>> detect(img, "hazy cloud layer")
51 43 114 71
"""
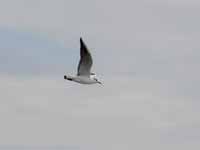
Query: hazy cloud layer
0 0 200 76
1 76 200 150
0 0 200 149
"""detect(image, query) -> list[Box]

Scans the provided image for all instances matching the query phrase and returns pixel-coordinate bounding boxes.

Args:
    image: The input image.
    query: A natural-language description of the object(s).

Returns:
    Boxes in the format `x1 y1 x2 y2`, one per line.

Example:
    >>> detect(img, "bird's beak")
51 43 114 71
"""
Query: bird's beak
98 81 102 85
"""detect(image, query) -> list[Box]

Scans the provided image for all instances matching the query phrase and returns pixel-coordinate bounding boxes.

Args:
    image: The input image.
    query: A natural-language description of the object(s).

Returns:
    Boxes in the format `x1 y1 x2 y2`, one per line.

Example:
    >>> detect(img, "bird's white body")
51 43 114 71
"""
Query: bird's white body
64 38 101 85
65 75 99 84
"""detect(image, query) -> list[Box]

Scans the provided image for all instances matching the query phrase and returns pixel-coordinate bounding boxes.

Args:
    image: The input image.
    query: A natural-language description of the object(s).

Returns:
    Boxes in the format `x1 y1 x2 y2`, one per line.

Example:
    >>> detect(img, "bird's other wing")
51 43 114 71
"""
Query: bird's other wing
77 38 93 76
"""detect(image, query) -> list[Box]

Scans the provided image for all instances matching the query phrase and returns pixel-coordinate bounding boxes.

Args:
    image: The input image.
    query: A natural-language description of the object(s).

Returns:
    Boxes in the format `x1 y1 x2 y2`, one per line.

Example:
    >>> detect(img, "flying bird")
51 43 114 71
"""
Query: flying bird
64 38 101 84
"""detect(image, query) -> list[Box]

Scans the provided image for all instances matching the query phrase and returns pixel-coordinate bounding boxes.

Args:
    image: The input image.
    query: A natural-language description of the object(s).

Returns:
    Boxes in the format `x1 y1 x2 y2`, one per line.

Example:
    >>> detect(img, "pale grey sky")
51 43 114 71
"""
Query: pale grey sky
0 0 200 150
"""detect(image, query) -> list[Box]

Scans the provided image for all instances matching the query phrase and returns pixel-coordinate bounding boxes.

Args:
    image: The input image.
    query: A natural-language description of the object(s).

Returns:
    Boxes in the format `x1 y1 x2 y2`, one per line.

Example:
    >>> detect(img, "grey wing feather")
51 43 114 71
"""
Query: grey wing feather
77 38 93 76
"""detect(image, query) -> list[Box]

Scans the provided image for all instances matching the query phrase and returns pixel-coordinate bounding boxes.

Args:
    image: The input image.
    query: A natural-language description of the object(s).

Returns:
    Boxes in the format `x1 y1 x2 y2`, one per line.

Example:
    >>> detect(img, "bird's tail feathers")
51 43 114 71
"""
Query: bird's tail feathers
64 75 73 81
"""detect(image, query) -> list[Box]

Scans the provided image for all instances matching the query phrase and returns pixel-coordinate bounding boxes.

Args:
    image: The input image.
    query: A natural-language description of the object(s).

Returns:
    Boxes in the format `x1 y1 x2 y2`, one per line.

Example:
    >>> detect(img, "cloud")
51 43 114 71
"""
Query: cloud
0 75 200 149
0 29 79 75
0 0 200 149
0 0 200 77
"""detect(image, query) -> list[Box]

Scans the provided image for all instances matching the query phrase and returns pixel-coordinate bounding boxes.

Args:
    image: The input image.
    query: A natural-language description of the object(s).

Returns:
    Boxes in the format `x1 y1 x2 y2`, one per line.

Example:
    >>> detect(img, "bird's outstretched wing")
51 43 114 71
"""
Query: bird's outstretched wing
77 38 93 76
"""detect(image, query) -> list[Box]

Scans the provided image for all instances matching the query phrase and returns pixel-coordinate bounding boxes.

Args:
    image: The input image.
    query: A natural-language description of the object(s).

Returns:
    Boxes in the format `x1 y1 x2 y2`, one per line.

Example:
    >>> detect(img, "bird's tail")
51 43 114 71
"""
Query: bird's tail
64 75 73 81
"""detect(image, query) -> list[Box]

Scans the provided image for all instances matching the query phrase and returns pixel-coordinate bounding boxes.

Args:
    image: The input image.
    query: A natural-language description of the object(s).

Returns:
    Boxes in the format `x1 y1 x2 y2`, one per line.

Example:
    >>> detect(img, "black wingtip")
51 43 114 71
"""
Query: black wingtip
80 37 83 43
80 37 87 48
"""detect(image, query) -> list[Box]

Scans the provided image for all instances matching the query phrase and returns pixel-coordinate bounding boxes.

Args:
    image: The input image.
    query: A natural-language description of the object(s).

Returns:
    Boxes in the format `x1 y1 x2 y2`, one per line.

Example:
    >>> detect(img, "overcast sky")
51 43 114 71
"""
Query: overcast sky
0 0 200 150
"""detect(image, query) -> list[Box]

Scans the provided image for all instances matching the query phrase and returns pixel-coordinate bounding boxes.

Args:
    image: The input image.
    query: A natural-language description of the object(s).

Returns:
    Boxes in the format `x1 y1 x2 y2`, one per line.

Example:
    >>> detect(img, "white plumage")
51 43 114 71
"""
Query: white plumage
64 38 101 84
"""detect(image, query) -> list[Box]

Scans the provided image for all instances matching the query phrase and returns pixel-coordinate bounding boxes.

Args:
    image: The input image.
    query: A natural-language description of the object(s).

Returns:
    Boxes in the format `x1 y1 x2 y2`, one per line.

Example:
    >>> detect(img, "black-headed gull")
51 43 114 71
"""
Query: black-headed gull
64 38 101 84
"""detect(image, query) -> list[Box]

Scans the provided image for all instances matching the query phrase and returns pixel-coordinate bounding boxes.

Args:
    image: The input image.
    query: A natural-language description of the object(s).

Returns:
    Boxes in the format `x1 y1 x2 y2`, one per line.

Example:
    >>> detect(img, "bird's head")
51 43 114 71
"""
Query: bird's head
90 73 102 84
92 77 102 84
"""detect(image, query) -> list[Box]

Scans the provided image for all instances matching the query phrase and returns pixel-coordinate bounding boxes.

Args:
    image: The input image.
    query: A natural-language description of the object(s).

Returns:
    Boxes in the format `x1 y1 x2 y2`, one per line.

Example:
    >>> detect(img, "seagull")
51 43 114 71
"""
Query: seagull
64 38 102 84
